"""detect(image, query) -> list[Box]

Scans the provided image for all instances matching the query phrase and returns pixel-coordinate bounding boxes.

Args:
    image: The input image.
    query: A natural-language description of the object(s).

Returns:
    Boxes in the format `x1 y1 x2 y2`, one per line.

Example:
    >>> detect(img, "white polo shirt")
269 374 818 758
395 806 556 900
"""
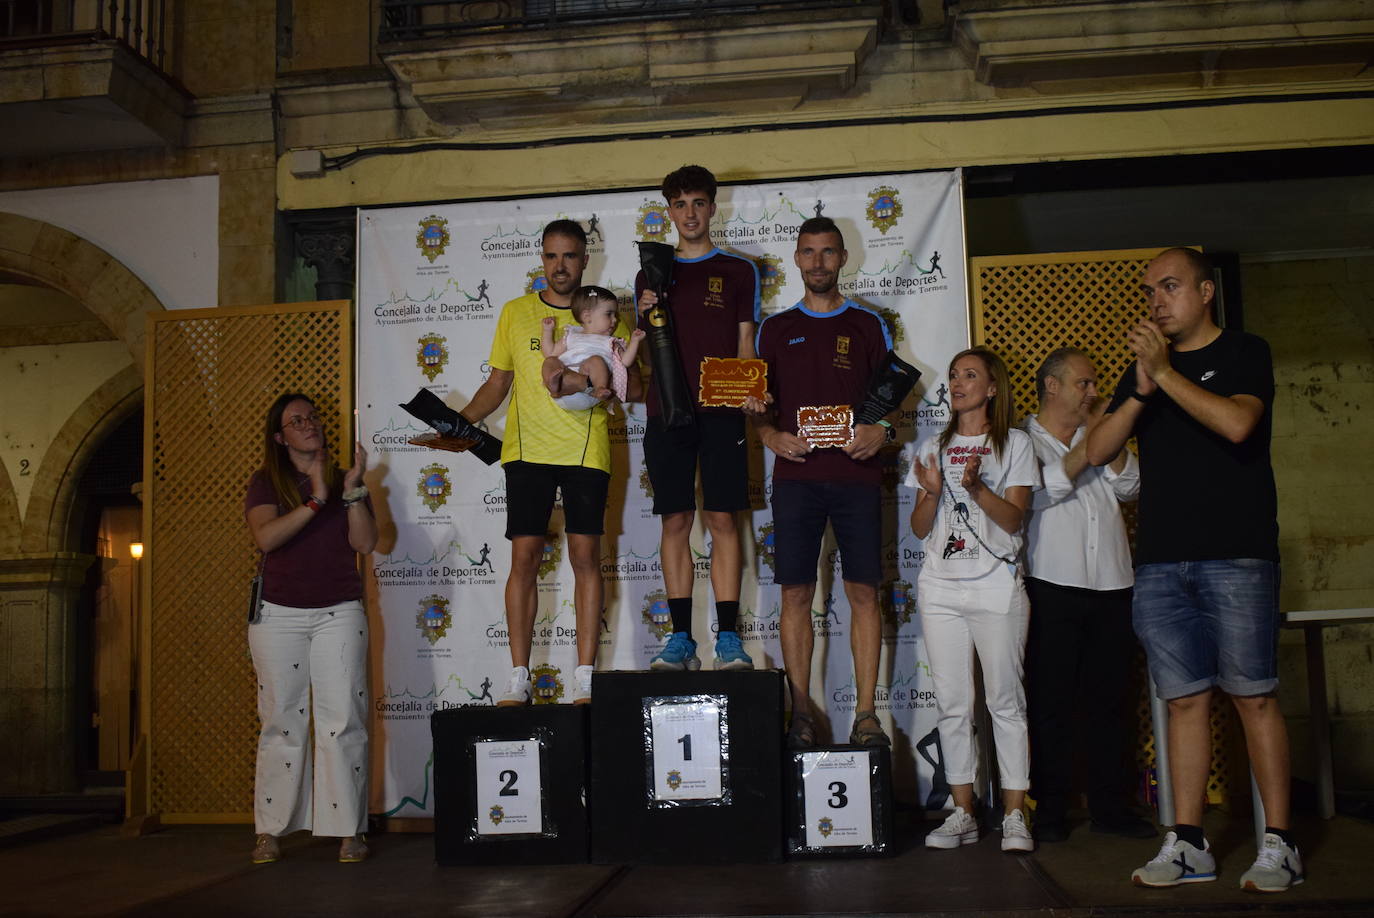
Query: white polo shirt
1023 415 1139 591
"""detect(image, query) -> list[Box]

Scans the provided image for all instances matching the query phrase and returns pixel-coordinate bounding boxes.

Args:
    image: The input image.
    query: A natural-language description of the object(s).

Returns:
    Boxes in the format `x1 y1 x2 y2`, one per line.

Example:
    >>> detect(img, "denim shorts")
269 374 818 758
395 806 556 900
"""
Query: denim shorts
1132 559 1280 700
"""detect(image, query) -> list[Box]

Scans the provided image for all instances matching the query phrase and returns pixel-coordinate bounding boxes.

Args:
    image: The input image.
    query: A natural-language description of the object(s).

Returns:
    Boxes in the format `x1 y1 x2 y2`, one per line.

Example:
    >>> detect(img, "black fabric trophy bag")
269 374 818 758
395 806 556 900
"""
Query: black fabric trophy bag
638 241 695 430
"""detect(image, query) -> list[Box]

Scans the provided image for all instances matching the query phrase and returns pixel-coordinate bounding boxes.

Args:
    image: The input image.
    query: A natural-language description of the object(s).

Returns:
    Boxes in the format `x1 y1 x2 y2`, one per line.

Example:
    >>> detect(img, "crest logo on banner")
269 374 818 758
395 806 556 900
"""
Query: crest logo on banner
524 265 549 295
538 534 562 578
417 333 448 381
488 804 504 826
818 816 835 838
886 579 915 626
875 305 905 344
416 594 452 645
666 770 683 791
417 463 452 511
866 186 903 235
754 521 776 577
636 201 670 241
416 215 451 263
641 589 673 640
758 254 786 307
530 664 563 704
638 466 654 499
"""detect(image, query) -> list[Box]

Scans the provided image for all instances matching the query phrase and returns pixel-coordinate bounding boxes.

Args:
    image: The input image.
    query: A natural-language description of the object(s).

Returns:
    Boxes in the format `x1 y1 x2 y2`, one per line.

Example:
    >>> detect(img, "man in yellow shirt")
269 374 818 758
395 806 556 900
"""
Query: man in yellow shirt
459 220 633 705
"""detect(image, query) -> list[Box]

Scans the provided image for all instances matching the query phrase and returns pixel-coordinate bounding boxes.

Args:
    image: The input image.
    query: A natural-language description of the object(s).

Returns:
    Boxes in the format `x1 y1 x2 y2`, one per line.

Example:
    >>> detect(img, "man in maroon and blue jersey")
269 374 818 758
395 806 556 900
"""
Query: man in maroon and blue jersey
745 216 898 749
635 165 760 672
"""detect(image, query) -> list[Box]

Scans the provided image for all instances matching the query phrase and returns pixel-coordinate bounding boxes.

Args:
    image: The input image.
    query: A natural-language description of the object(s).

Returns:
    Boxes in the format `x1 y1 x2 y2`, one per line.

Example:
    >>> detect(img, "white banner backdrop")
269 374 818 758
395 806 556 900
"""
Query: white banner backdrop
356 170 969 817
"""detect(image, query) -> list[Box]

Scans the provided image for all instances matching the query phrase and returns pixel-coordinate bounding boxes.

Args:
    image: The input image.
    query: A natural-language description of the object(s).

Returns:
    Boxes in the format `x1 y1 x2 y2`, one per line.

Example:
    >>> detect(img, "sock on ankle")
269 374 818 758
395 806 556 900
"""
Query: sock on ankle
715 600 740 633
1174 824 1205 849
668 597 693 635
1266 826 1294 847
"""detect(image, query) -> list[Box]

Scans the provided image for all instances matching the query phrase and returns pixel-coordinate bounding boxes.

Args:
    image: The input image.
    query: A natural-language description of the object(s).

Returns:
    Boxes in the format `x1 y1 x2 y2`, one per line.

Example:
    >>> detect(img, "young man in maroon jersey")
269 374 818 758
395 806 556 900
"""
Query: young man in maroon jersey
744 217 898 747
635 165 760 671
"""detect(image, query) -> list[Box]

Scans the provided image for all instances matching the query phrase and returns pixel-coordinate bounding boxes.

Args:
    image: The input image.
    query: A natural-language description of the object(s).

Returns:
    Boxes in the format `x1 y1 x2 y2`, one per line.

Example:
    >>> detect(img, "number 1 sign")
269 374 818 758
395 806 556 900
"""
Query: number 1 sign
644 695 729 806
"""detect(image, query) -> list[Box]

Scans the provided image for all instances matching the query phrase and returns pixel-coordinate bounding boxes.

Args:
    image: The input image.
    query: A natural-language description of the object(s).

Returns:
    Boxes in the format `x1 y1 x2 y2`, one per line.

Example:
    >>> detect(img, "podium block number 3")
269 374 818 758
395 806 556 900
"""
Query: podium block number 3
800 751 874 848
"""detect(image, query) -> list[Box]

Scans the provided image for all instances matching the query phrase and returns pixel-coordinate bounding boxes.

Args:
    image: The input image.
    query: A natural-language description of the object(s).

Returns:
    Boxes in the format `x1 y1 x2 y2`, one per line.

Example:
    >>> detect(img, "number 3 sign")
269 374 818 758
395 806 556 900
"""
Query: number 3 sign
644 695 729 806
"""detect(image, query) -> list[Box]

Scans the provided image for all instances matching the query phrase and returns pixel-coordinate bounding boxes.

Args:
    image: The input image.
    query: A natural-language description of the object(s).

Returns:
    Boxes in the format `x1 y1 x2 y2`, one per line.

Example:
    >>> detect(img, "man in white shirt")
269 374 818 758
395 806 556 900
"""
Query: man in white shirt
1023 347 1155 842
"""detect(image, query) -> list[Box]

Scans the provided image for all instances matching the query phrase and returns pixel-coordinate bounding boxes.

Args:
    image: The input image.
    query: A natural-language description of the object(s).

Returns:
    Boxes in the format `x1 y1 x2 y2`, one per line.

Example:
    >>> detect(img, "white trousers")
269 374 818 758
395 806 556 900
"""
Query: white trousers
249 599 369 837
918 566 1030 790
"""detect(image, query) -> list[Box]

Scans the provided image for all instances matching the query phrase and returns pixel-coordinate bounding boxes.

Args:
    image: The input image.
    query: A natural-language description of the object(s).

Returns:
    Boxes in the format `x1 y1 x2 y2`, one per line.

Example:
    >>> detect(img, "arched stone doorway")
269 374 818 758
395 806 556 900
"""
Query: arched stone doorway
0 212 163 794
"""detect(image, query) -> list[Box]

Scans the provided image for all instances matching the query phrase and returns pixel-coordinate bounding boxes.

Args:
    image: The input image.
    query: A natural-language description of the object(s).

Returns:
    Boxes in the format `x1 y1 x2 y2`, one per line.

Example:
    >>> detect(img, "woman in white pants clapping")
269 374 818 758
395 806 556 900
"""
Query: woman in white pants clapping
907 348 1040 854
244 393 377 865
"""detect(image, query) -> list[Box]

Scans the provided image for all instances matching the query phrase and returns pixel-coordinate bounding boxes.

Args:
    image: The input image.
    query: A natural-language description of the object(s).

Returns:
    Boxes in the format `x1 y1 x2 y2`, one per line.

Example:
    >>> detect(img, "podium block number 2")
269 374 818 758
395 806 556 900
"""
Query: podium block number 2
648 697 725 803
801 750 874 848
474 739 543 836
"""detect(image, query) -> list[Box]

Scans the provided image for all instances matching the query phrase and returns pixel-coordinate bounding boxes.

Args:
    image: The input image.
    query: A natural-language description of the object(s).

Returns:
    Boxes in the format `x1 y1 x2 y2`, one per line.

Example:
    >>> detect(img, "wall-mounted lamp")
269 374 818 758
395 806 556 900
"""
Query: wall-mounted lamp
130 542 144 560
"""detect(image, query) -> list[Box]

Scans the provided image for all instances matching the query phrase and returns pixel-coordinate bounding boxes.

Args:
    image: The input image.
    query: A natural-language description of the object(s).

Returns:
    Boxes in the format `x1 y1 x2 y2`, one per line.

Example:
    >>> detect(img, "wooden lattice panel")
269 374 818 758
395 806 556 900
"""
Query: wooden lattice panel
143 301 351 820
971 248 1166 416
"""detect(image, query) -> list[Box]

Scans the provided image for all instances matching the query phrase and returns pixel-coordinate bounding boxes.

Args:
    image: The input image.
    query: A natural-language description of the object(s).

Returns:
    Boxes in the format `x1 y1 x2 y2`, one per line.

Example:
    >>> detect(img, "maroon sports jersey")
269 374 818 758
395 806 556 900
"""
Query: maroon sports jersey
755 299 892 484
636 247 760 416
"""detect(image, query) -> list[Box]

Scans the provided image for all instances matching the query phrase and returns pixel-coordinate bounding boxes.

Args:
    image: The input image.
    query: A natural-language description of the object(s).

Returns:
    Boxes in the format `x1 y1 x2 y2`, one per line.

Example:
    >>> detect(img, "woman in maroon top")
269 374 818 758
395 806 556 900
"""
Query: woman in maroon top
244 393 376 865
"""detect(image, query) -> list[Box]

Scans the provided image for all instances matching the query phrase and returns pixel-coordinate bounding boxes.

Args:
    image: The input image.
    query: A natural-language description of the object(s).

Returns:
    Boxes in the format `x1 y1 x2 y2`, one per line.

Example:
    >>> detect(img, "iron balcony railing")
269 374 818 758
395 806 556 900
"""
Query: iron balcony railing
379 0 873 42
0 0 169 73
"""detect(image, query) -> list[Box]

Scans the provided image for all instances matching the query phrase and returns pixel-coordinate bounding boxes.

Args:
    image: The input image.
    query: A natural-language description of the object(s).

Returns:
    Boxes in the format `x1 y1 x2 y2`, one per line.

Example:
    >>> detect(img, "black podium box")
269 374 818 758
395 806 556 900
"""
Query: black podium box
589 670 784 865
432 704 589 865
785 744 896 858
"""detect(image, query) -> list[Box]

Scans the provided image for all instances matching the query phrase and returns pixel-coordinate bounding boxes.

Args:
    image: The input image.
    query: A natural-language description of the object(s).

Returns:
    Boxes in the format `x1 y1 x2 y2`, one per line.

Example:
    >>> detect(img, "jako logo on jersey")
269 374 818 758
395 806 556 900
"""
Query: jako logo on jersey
788 336 806 345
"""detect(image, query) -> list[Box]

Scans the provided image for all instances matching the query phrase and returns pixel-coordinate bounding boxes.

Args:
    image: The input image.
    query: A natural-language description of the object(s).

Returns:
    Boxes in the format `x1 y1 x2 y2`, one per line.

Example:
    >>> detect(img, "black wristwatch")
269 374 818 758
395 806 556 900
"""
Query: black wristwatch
876 419 897 443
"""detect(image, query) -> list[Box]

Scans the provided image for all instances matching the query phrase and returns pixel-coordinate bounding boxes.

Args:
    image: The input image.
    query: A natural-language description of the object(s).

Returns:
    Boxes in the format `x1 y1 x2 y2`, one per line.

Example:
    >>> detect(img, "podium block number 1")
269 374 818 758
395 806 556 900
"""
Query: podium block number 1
801 750 874 848
646 696 727 804
474 739 543 836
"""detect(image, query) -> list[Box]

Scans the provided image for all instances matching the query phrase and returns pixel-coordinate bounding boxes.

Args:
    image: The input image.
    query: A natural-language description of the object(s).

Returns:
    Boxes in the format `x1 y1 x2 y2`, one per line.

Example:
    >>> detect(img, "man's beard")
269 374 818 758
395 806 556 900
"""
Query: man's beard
547 273 580 296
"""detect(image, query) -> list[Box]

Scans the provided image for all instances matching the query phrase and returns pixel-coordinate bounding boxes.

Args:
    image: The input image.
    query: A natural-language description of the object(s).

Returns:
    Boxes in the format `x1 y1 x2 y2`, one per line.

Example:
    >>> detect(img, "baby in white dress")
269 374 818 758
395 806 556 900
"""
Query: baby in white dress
541 285 645 411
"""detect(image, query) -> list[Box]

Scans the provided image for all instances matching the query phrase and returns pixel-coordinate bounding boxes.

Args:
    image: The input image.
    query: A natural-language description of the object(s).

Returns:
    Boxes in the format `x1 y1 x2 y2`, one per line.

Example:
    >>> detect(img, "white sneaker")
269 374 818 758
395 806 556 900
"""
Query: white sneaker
1240 833 1304 892
1131 831 1217 886
925 807 979 849
570 665 594 705
1001 808 1034 853
497 666 530 706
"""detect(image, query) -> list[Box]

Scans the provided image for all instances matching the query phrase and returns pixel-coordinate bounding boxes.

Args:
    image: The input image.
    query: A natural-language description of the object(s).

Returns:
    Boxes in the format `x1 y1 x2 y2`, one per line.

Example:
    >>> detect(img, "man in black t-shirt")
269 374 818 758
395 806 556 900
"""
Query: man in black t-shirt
1087 248 1301 894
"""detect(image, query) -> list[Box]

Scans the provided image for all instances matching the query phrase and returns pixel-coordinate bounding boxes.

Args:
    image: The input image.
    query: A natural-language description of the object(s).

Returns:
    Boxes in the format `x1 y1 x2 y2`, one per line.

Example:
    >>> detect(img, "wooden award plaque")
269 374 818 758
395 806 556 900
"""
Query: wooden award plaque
698 357 769 408
796 406 853 448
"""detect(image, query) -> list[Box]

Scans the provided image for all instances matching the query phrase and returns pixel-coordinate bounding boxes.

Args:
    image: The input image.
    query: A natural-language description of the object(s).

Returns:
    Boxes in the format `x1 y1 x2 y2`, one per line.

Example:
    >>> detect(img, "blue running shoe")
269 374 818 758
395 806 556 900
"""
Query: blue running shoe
713 630 754 671
650 632 701 671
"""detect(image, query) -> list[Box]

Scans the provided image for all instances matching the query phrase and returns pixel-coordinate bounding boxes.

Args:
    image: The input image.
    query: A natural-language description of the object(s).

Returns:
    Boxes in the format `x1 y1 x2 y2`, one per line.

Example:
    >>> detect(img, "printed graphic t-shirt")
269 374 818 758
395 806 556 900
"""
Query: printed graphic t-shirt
904 429 1040 579
488 291 631 473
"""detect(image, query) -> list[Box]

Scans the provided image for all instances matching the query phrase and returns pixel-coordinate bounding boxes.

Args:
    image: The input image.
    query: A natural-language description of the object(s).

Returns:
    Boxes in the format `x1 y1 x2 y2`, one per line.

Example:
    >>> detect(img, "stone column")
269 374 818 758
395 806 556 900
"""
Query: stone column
0 553 96 794
295 220 356 302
